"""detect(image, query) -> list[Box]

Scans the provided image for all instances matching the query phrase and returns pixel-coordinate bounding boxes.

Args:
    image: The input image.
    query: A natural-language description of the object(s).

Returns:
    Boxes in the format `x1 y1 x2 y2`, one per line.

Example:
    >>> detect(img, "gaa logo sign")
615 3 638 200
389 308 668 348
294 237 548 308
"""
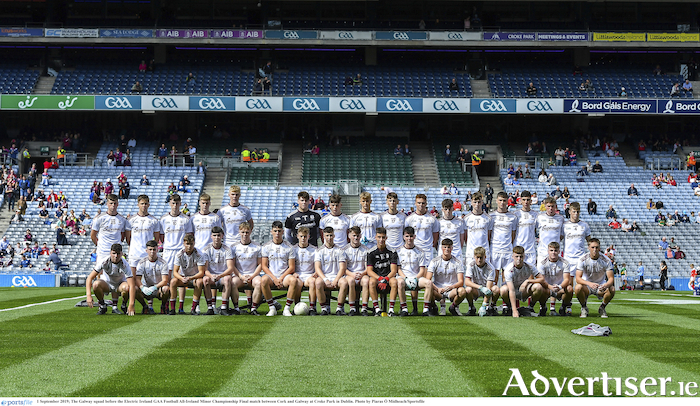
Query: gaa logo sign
338 32 354 39
293 99 320 110
433 100 459 111
246 99 271 109
526 101 553 112
339 99 366 110
12 276 37 287
284 31 300 39
151 98 178 108
447 33 463 40
393 32 410 40
386 99 413 111
479 100 508 112
198 98 227 110
105 97 133 109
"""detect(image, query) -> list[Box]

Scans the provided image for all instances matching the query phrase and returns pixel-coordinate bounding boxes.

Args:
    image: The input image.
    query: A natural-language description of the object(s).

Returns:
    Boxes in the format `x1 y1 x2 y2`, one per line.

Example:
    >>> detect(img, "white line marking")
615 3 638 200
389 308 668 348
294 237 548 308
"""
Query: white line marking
0 295 84 312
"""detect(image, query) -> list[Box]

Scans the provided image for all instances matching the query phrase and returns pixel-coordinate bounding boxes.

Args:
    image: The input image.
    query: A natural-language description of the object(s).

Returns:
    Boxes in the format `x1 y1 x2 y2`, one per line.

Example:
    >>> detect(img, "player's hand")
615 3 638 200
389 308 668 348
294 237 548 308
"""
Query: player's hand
214 275 220 282
183 277 190 284
86 297 94 308
551 284 560 293
512 308 520 318
127 306 135 316
479 286 492 296
598 285 608 293
590 283 599 291
438 287 446 294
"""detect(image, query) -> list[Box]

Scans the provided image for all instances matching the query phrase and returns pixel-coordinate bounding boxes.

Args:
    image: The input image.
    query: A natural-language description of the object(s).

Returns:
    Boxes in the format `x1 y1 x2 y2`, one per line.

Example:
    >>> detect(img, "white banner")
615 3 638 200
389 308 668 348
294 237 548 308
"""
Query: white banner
319 31 373 40
45 28 99 38
329 97 377 112
429 31 481 41
516 99 564 114
234 97 283 112
141 96 189 111
422 98 470 113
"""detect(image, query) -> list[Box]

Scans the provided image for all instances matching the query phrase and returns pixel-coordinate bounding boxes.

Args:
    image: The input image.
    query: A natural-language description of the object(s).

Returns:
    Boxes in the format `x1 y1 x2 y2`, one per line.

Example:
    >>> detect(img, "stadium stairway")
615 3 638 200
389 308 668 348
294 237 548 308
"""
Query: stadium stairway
32 76 56 95
201 168 227 208
617 143 644 167
341 194 360 213
279 141 302 186
471 78 491 98
410 141 440 188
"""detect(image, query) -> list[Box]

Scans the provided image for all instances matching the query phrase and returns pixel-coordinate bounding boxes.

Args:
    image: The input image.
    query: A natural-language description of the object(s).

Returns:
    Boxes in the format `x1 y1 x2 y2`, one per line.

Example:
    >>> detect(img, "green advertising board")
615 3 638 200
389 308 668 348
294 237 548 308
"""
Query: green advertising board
1 95 94 110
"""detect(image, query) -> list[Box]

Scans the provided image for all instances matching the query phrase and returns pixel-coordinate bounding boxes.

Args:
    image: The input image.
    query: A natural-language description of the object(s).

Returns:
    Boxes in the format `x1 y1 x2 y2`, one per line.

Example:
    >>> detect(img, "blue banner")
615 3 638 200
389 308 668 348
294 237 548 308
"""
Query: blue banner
565 99 657 113
0 274 58 287
100 29 154 38
0 27 44 37
375 31 428 41
376 98 423 112
537 32 589 41
658 99 700 114
484 32 536 41
95 96 141 110
189 96 236 111
264 30 318 40
283 97 330 112
470 99 517 113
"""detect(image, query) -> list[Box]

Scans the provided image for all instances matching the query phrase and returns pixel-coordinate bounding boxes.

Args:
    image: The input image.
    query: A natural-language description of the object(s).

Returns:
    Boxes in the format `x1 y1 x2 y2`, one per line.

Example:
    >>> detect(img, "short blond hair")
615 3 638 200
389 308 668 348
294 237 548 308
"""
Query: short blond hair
229 185 241 194
199 193 211 202
474 247 486 257
360 192 372 201
239 222 251 231
513 246 525 255
297 227 309 236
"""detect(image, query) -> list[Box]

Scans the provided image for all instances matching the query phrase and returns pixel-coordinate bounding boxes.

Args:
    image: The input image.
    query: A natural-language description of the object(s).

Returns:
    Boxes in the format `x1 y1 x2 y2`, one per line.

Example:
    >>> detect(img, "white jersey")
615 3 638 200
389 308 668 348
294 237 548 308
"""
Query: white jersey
465 260 496 286
319 213 351 249
191 212 222 252
538 257 569 286
576 253 613 285
262 240 296 277
562 220 591 259
428 256 464 289
536 213 565 256
514 209 537 254
397 246 427 278
97 258 132 285
160 213 194 251
91 213 130 256
232 241 261 276
218 204 253 246
464 212 493 255
504 262 540 288
135 257 169 287
438 216 465 257
202 243 234 275
490 211 519 254
405 212 440 252
127 214 160 264
350 211 383 247
294 244 317 279
344 244 369 274
381 211 407 251
174 248 207 277
315 245 346 279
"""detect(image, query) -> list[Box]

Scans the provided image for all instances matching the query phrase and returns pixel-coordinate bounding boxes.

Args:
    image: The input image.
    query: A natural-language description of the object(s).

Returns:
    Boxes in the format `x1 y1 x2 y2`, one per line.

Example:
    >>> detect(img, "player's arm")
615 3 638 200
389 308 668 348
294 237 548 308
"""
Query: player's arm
248 219 255 232
601 269 615 290
432 231 440 250
126 276 136 316
416 265 427 279
250 258 263 279
507 280 519 318
487 230 493 244
576 269 596 289
332 261 346 287
464 276 483 290
260 256 278 284
511 230 516 245
90 229 98 246
314 260 326 280
366 264 379 279
448 272 465 291
219 259 237 279
530 272 545 284
560 272 571 289
153 231 161 243
191 263 207 280
387 263 398 279
157 272 170 288
460 232 466 248
124 230 132 245
397 265 406 278
172 264 186 283
85 270 100 307
134 271 144 288
279 257 296 280
121 231 127 242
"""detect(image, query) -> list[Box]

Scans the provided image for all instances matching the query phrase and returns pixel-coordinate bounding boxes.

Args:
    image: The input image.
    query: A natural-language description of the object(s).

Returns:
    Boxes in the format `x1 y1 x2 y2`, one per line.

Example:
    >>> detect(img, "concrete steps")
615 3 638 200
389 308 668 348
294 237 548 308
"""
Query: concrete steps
410 141 440 188
471 79 491 98
201 168 228 208
33 76 56 94
340 194 360 213
279 140 303 186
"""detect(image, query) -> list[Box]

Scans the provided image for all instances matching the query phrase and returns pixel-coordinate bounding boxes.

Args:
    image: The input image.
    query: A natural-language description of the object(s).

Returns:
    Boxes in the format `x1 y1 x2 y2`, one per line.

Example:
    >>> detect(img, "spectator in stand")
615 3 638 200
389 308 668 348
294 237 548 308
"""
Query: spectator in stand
554 147 565 166
683 79 693 93
48 249 63 270
688 170 697 184
631 221 640 232
131 81 143 93
403 144 411 156
158 144 168 166
140 174 150 186
20 255 32 269
453 199 462 211
656 212 667 226
39 205 49 222
526 82 537 96
668 176 677 186
628 183 638 196
104 179 114 195
504 174 514 185
619 87 627 98
547 173 557 186
524 165 532 179
394 144 403 156
538 169 547 183
562 186 570 200
177 181 188 193
353 73 362 86
605 205 617 219
658 236 669 250
56 225 68 245
553 186 563 200
456 148 468 164
449 78 459 91
671 82 681 97
592 160 603 173
185 72 196 82
653 65 663 75
41 169 50 187
444 145 451 162
608 217 621 229
646 199 656 210
665 246 676 260
621 218 632 232
514 166 523 179
311 145 320 155
139 60 147 72
449 183 459 195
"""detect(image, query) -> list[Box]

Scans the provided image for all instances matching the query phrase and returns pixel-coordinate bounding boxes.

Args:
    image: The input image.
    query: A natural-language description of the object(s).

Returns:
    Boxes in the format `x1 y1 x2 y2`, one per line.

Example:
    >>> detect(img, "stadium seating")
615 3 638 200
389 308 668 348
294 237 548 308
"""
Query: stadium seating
228 166 279 186
219 186 334 222
0 65 40 94
489 63 690 99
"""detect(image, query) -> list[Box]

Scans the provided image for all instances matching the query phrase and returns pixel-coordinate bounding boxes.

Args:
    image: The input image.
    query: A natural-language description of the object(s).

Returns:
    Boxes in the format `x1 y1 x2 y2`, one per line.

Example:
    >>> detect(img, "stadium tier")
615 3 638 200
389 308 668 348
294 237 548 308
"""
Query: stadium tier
489 64 690 99
0 65 40 94
228 166 279 186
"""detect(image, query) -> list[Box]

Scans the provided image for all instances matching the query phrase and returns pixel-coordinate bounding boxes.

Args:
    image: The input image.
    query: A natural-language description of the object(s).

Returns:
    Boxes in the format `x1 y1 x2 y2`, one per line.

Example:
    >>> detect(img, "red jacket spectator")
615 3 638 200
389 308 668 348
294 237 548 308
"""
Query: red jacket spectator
608 218 621 229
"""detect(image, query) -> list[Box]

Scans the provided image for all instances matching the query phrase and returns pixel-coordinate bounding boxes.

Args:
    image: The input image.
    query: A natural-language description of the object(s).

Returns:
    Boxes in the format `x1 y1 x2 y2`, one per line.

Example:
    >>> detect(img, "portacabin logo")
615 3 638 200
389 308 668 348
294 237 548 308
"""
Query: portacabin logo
284 31 300 39
393 32 410 40
338 32 354 39
339 99 365 110
292 98 320 110
151 97 178 108
105 97 133 109
12 276 37 287
198 98 227 110
246 99 271 109
479 99 508 112
386 99 413 111
663 100 674 114
433 100 459 111
568 99 581 113
527 100 553 112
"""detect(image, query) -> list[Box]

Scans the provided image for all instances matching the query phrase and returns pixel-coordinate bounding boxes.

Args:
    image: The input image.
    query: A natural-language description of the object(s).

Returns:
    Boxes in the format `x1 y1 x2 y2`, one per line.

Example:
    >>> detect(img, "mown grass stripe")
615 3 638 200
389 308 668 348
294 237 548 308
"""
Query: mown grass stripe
215 317 485 397
462 316 700 393
0 295 83 312
0 287 85 308
72 316 279 397
614 302 700 330
0 316 211 396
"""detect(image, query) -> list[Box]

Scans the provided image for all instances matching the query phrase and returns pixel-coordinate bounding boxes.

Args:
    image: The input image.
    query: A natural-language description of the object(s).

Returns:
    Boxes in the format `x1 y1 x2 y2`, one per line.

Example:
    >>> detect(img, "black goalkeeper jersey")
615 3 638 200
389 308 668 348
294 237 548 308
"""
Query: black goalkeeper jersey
285 209 322 246
367 247 398 277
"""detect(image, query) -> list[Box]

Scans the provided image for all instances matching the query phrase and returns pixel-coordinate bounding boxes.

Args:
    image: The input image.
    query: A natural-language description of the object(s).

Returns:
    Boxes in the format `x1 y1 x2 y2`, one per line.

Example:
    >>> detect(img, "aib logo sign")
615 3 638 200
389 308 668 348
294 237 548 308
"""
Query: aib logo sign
386 99 413 111
151 98 178 108
433 100 459 111
246 99 271 109
292 99 320 110
12 276 37 287
339 99 366 110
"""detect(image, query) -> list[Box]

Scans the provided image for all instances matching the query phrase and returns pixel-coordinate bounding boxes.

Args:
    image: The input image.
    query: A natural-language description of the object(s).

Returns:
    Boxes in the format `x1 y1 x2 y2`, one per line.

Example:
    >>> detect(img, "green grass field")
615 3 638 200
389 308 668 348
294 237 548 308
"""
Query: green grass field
1 287 699 397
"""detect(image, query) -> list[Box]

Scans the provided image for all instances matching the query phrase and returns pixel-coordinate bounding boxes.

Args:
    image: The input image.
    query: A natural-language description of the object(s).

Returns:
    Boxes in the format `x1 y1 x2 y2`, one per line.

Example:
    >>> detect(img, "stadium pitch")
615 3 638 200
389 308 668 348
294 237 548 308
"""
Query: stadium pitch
1 287 699 397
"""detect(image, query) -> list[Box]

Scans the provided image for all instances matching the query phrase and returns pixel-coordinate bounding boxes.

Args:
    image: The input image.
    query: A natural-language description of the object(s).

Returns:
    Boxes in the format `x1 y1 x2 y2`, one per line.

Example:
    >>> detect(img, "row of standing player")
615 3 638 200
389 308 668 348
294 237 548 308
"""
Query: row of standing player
84 187 615 317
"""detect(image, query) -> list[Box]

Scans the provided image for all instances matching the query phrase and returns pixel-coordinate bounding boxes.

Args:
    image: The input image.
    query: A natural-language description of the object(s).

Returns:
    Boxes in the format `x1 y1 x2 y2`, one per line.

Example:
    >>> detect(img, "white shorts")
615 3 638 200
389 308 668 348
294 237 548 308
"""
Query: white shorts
491 251 512 270
94 252 110 271
163 249 179 271
564 257 579 276
100 275 124 293
298 273 315 283
129 256 146 269
524 252 537 268
419 247 435 264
